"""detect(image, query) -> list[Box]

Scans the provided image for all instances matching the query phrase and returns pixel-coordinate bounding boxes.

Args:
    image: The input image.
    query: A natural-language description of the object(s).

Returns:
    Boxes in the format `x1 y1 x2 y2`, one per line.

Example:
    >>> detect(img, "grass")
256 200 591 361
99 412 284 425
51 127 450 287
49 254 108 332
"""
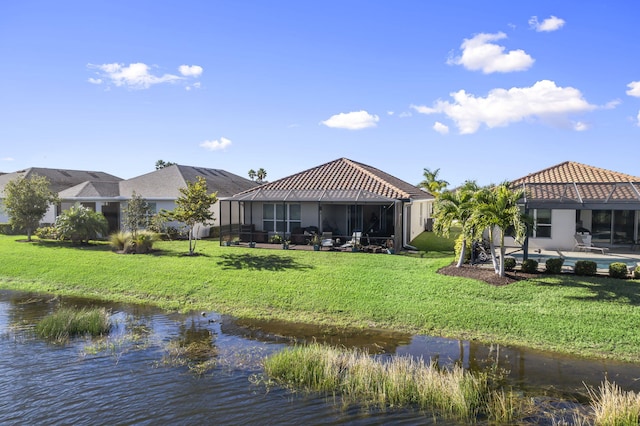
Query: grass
265 344 640 424
35 307 111 342
264 343 490 422
2 234 640 361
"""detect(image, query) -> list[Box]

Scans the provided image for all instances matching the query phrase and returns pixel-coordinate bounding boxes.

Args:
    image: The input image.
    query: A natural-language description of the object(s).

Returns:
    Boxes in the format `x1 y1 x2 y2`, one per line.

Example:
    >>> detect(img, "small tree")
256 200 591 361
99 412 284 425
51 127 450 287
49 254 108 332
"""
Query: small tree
55 203 108 244
166 176 217 255
121 192 151 238
2 174 59 241
248 169 257 181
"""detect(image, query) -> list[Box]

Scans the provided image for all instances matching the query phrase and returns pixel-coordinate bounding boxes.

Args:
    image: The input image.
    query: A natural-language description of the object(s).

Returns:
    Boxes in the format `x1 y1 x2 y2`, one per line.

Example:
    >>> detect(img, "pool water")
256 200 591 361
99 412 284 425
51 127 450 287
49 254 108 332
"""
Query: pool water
511 254 637 270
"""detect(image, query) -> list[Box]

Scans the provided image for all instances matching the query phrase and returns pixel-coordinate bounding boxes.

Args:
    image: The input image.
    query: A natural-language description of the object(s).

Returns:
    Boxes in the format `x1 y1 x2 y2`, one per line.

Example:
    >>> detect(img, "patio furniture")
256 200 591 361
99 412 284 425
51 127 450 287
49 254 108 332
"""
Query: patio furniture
341 231 362 248
320 232 334 249
574 234 609 254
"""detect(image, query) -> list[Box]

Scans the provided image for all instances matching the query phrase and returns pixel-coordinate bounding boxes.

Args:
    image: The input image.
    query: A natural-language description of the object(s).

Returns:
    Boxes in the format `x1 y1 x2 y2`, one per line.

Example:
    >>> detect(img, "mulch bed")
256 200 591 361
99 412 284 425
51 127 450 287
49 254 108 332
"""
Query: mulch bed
438 263 539 286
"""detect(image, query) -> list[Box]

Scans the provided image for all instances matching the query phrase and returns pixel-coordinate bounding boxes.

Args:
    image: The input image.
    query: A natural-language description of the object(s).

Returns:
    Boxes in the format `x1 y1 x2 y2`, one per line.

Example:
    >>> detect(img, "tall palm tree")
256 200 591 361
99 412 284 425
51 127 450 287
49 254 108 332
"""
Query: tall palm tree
418 167 449 195
248 169 256 181
472 183 527 277
433 181 479 267
256 168 267 183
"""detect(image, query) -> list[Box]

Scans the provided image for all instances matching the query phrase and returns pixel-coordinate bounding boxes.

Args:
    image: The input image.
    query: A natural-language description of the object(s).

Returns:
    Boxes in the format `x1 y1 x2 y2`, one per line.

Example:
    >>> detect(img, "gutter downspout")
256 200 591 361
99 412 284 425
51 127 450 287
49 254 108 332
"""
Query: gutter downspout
402 199 418 251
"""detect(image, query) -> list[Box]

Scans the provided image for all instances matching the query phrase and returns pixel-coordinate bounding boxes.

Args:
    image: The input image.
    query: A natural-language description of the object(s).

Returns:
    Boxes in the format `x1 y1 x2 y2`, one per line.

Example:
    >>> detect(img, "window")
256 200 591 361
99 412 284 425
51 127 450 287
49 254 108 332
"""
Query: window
263 204 301 233
532 209 551 238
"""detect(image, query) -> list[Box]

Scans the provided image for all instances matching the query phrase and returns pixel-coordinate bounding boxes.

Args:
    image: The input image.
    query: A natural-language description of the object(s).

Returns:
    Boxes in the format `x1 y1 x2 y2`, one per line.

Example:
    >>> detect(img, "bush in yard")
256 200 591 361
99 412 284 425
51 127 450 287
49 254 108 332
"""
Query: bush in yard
109 230 158 254
35 226 60 240
634 266 640 279
504 257 516 271
55 203 108 244
521 259 538 274
609 262 629 279
545 258 565 274
574 260 597 276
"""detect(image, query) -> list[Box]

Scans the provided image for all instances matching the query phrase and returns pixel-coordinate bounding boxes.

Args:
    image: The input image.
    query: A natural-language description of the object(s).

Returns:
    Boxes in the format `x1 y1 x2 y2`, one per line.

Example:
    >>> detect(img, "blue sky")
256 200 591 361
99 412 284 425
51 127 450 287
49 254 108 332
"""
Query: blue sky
1 1 638 188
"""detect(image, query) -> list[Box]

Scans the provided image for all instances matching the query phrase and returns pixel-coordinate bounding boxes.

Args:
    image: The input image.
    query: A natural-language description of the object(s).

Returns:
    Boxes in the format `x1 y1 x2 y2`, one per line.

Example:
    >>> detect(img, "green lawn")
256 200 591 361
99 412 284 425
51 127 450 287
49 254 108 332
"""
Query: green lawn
1 235 640 362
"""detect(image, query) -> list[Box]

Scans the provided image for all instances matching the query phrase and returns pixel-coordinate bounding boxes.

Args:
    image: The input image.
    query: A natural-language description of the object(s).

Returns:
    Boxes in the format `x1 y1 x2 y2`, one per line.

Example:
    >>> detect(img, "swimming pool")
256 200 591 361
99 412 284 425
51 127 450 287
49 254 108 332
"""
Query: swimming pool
511 254 638 270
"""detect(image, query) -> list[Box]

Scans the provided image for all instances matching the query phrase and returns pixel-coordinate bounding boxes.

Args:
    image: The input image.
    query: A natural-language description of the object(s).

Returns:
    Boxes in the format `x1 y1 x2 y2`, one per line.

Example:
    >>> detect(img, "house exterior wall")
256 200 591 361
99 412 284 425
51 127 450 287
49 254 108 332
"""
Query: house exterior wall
407 199 432 243
503 209 576 251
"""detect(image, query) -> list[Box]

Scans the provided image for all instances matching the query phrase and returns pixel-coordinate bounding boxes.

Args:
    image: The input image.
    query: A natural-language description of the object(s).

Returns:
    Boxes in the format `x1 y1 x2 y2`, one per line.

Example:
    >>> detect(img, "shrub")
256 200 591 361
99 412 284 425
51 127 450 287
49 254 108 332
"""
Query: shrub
55 203 108 244
109 230 159 254
634 266 640 279
0 223 24 235
270 234 283 244
545 258 565 274
574 260 597 276
521 259 538 274
609 262 629 279
35 226 60 240
504 257 516 271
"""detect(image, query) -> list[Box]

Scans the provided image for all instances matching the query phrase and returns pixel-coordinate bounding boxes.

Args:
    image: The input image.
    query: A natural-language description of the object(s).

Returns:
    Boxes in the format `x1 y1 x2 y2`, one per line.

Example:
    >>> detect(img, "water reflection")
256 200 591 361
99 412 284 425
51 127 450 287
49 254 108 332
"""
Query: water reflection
2 289 640 425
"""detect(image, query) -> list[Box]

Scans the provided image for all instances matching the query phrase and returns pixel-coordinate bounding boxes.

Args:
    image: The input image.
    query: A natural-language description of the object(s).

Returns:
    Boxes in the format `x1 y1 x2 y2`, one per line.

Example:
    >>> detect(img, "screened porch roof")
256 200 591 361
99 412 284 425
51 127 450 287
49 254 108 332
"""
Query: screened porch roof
511 161 640 209
222 188 398 203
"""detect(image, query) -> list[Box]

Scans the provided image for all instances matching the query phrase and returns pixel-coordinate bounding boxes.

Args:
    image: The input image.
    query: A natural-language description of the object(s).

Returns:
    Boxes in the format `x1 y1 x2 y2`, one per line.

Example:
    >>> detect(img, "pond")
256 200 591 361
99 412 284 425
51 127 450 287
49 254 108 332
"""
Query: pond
2 289 640 425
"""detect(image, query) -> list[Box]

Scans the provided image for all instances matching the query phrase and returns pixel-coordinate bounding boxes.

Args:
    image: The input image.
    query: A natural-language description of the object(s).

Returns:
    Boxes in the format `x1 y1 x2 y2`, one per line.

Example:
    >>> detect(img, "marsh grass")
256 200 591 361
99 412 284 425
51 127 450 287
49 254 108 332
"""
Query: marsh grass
161 338 218 375
587 379 640 425
35 307 111 342
264 343 491 422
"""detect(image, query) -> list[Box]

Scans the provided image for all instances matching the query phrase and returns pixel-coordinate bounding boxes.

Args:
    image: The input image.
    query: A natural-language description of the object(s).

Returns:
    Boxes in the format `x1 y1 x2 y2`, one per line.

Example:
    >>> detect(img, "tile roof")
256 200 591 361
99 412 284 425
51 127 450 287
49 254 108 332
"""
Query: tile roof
511 161 640 185
511 161 640 204
58 181 122 198
231 158 431 201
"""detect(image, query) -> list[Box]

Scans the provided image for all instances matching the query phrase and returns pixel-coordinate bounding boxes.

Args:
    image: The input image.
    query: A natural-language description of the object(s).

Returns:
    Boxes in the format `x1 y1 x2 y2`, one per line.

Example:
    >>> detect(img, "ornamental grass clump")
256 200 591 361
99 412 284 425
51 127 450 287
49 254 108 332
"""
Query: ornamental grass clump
35 307 111 342
609 262 630 279
587 379 640 426
109 230 159 254
264 343 492 422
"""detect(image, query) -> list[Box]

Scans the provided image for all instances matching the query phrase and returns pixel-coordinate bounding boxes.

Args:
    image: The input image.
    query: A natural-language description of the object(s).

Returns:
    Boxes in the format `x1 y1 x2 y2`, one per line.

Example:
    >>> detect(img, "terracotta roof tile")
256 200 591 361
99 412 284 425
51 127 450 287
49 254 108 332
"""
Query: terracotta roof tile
512 161 640 185
238 158 431 200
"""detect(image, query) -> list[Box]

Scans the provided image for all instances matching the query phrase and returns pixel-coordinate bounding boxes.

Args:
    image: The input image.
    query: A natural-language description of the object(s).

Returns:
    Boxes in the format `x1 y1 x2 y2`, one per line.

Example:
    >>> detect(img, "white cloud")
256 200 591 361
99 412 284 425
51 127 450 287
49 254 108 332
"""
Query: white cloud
179 65 203 77
603 99 621 109
87 62 184 89
200 137 232 151
573 121 589 131
413 80 596 134
1 157 15 161
87 62 203 90
529 15 566 32
626 81 640 97
398 111 412 118
321 110 379 130
387 111 395 116
433 122 449 135
636 111 640 127
447 32 534 73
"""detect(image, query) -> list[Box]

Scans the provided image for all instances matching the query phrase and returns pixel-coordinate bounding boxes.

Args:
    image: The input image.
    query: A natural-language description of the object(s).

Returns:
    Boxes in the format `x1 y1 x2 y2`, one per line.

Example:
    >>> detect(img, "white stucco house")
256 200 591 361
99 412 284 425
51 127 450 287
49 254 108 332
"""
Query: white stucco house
507 161 640 252
219 158 434 251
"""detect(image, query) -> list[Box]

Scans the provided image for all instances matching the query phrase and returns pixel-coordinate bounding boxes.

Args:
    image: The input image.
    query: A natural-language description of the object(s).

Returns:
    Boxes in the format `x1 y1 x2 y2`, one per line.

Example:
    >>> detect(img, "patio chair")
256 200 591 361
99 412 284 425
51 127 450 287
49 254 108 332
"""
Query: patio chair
341 231 361 248
321 232 334 249
574 234 609 254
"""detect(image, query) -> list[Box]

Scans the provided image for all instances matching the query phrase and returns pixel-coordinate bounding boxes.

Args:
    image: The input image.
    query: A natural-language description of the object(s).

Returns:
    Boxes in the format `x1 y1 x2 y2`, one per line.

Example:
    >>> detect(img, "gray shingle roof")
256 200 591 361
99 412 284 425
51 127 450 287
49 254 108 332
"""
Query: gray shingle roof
0 167 122 196
119 165 257 199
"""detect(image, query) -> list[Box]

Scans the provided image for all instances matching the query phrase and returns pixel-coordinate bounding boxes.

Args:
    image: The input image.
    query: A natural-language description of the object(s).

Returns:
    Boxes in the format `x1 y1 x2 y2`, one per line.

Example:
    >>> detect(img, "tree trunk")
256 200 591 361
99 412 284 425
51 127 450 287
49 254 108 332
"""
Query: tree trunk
498 232 506 277
456 238 466 267
488 228 499 274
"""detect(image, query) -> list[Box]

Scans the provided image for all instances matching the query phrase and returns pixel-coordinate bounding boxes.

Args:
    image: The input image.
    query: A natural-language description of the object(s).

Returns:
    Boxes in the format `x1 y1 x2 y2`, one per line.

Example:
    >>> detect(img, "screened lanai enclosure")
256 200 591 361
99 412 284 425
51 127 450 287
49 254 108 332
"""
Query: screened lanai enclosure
218 189 404 250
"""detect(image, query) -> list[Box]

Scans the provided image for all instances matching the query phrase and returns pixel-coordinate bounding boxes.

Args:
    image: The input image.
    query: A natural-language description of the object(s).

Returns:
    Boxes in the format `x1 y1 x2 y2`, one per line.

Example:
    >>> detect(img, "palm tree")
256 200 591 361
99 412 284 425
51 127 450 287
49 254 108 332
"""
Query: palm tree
256 168 267 183
248 169 256 181
472 183 528 277
433 181 479 267
418 168 449 195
